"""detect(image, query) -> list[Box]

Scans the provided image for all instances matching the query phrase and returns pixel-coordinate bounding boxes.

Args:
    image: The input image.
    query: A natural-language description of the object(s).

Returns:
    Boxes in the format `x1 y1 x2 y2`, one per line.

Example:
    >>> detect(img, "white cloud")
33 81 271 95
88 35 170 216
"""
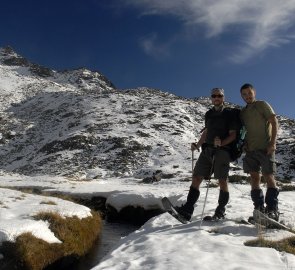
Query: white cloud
139 33 171 59
122 0 295 63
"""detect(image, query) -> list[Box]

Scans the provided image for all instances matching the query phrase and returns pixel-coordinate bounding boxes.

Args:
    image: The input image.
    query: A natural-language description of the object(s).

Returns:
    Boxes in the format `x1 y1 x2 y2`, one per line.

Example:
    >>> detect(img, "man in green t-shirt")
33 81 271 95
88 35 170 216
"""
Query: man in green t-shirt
240 83 279 221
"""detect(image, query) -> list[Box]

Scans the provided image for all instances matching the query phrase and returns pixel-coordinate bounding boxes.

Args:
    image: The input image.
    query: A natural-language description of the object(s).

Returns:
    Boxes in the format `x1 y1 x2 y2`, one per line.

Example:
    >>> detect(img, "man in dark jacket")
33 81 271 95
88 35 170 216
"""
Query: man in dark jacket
175 88 237 221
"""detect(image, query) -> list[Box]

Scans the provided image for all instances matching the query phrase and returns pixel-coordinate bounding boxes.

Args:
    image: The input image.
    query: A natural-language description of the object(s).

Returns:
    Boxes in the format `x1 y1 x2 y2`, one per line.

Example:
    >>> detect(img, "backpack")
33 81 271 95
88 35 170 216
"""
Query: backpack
225 107 246 161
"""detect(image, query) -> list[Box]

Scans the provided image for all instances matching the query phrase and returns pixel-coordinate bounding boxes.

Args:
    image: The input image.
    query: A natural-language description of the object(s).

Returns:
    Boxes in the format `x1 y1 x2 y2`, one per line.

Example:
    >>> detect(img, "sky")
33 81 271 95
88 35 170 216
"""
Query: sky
0 174 295 269
0 0 295 118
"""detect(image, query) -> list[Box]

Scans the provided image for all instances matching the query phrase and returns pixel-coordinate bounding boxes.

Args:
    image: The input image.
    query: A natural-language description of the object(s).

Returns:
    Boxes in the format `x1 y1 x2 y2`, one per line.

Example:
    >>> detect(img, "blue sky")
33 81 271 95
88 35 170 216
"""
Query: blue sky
1 0 295 118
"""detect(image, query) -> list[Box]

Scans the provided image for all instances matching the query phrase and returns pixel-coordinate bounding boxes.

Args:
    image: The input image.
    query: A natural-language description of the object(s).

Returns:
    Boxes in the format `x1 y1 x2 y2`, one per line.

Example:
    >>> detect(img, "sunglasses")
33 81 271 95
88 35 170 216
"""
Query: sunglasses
211 94 224 98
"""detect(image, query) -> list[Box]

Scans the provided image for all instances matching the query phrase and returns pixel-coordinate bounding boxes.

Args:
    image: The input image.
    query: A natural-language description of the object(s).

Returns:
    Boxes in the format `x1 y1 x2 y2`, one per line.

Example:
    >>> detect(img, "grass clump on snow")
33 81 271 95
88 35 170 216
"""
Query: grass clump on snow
245 236 295 255
228 174 250 184
2 210 102 270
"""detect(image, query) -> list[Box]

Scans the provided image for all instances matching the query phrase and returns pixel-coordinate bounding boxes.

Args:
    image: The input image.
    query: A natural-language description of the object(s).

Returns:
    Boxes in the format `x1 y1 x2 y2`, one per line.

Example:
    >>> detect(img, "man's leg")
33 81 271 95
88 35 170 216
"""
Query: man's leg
250 171 265 211
263 173 279 220
212 149 230 219
260 151 279 220
175 175 202 221
219 179 228 192
213 180 229 219
185 174 203 213
192 175 203 190
263 173 276 188
243 151 265 211
176 148 213 221
250 171 261 190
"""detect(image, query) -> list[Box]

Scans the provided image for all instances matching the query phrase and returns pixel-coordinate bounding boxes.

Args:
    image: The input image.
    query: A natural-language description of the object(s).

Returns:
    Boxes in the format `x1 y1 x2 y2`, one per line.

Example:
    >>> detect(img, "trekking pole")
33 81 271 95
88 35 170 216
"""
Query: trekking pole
192 150 194 173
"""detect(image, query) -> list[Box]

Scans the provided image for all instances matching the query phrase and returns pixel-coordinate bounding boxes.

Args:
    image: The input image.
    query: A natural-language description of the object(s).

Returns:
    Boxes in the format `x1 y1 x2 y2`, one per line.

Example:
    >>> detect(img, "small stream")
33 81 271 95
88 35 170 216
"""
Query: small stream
70 220 139 270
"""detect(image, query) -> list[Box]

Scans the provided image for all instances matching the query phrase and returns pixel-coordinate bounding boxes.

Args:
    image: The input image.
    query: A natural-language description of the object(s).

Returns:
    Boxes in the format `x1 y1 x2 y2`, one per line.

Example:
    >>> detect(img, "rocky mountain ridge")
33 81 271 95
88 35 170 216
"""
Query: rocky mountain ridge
0 47 294 180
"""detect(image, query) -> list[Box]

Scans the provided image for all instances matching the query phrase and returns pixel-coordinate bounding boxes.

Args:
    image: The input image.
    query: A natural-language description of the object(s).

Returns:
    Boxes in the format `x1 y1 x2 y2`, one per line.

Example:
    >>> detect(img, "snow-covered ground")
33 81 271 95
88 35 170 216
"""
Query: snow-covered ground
0 173 294 269
0 186 91 244
0 46 295 269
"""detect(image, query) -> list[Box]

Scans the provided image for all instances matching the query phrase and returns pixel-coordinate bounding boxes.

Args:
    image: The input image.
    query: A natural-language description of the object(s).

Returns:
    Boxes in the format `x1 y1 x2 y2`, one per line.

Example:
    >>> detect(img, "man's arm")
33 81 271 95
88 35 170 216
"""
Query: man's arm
267 114 278 155
191 128 207 151
215 130 236 147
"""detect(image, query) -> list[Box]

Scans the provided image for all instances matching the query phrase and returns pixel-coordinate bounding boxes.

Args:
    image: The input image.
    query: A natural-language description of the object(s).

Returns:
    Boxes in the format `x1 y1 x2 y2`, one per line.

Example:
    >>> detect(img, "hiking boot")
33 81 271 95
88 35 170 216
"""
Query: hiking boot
209 190 228 221
267 210 279 221
251 189 265 210
174 186 200 221
265 188 279 221
174 205 192 221
248 206 265 224
255 205 266 213
248 216 255 224
213 205 226 219
203 212 225 221
211 211 225 220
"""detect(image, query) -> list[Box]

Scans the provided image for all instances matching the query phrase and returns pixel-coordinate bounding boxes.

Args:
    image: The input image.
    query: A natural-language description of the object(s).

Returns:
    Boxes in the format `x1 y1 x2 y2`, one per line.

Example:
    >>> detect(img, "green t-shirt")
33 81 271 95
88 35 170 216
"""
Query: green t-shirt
240 100 275 151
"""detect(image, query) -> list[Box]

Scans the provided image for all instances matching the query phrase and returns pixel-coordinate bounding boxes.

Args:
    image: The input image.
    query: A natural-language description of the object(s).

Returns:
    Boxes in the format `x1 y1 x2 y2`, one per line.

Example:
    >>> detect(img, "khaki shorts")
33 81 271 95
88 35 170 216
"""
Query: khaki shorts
193 146 231 179
243 150 276 174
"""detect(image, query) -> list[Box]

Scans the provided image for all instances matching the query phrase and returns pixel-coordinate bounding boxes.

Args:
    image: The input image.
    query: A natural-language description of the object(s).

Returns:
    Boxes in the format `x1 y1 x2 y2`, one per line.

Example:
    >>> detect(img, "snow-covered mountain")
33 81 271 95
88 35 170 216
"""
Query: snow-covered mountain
0 46 294 180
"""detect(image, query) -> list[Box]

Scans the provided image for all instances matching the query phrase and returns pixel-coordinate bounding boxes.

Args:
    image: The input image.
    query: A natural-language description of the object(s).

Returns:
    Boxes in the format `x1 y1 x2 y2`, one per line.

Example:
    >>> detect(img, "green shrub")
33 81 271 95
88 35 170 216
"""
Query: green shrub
245 236 295 255
2 211 102 270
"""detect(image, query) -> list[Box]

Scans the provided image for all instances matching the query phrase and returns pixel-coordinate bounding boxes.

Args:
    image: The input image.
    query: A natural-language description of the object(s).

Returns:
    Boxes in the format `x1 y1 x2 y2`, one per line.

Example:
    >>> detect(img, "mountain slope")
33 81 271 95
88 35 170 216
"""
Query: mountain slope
0 46 294 180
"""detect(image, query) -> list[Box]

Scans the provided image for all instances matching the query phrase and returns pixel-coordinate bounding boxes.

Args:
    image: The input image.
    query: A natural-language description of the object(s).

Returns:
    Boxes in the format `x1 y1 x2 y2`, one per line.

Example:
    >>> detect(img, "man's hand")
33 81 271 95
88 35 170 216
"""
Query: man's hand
214 136 221 147
267 143 276 155
191 142 200 151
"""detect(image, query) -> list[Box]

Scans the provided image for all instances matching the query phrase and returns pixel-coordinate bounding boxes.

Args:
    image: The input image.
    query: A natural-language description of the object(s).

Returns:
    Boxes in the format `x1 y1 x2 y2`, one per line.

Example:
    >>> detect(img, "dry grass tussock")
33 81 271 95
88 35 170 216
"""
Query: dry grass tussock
2 210 102 270
245 235 295 255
